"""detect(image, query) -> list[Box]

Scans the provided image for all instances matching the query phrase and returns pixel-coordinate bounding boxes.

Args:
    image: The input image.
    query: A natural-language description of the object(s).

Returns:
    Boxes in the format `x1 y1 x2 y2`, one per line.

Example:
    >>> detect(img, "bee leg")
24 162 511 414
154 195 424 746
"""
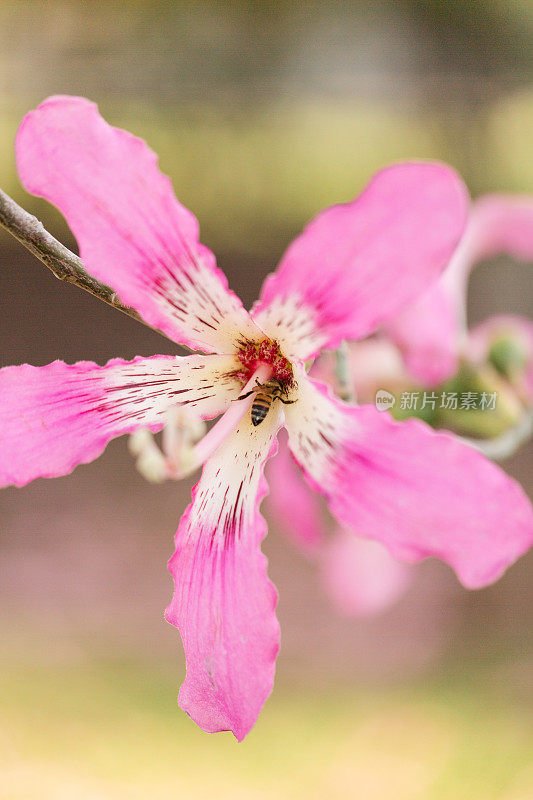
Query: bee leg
272 394 296 405
234 389 255 401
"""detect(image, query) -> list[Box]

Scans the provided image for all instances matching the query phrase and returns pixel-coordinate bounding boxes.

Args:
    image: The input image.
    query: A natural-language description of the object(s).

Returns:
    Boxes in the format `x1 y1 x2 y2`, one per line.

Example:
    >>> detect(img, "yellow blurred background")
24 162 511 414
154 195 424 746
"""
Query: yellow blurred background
1 2 533 798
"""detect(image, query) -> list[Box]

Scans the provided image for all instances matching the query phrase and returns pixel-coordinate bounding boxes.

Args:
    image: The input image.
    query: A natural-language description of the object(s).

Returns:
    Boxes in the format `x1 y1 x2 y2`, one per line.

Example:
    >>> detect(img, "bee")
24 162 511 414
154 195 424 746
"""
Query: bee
237 378 296 426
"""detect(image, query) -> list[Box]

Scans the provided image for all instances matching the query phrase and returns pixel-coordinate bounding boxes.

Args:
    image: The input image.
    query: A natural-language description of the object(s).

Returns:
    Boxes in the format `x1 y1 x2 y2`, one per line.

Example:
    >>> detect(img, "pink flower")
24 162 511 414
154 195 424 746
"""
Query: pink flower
270 198 533 618
2 96 533 740
385 195 533 387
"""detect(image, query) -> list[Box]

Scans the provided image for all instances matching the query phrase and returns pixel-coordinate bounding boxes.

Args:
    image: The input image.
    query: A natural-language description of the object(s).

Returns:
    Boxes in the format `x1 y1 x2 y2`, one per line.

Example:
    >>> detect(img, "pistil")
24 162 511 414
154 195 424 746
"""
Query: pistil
129 365 272 483
181 364 272 476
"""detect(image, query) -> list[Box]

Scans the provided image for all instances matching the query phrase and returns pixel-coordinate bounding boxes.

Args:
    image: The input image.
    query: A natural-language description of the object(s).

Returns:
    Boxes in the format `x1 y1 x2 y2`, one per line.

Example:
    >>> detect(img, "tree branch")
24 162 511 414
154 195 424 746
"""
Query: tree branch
0 188 168 338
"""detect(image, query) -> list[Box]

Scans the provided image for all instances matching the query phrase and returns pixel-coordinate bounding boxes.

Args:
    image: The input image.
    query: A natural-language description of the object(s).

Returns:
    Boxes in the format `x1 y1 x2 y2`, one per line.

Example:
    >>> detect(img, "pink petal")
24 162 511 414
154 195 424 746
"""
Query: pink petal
284 371 533 589
311 337 408 404
165 406 283 740
265 432 411 616
16 96 262 352
265 431 324 553
467 194 533 262
0 354 240 487
383 281 461 386
385 194 533 386
321 527 413 617
253 162 468 360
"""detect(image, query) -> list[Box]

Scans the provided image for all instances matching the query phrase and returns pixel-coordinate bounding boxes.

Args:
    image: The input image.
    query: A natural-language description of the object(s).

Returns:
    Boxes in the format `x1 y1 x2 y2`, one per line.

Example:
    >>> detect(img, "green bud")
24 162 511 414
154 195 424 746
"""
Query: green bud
489 334 529 379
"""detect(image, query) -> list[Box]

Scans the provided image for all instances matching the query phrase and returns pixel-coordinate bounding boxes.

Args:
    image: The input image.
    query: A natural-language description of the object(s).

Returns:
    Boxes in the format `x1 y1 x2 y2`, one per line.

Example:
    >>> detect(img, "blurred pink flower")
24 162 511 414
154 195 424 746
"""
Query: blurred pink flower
266 433 413 617
385 195 533 387
2 96 533 740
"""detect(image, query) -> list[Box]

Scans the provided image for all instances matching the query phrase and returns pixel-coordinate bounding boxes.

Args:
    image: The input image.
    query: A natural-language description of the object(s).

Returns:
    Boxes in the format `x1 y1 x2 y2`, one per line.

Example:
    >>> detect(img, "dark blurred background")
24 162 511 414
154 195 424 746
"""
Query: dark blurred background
1 2 533 798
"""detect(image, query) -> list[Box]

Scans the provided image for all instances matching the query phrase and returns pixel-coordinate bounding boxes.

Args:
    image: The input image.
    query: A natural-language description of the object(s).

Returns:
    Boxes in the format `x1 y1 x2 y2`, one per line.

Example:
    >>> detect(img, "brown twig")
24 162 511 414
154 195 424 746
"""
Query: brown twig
0 188 168 338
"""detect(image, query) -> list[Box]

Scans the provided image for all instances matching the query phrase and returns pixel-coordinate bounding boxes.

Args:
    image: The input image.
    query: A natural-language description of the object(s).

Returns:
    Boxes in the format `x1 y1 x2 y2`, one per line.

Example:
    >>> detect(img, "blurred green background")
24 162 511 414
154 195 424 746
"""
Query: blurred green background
1 1 533 798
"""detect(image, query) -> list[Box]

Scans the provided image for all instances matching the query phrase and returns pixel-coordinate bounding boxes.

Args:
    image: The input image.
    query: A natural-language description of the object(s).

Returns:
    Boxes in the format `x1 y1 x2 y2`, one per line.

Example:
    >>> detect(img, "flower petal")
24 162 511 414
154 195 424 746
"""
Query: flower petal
265 431 324 553
253 162 468 360
467 194 533 262
311 337 409 404
284 371 533 589
0 354 240 487
165 405 283 740
385 194 533 386
382 281 461 386
266 437 411 615
321 527 413 617
16 96 262 352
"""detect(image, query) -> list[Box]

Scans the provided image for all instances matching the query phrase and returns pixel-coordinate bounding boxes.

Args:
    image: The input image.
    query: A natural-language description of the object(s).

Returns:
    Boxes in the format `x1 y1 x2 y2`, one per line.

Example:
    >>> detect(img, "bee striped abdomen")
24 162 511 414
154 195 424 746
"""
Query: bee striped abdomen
251 393 271 426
